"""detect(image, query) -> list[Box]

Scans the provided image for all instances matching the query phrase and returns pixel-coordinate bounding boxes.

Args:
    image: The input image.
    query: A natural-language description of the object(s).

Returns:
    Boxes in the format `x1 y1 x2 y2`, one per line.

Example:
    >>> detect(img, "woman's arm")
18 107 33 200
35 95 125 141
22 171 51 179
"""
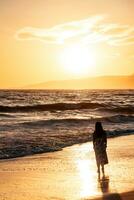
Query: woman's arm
103 131 107 148
93 132 96 148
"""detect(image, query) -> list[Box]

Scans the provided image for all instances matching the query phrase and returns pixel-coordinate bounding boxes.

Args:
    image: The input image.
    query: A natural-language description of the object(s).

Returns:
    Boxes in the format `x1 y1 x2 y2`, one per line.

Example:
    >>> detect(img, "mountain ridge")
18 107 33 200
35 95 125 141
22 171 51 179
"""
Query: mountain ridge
23 75 134 89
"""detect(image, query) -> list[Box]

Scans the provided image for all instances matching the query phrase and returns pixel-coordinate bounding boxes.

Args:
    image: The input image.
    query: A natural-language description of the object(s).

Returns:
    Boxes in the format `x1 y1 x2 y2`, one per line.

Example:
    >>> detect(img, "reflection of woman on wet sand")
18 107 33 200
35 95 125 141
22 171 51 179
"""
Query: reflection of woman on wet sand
93 122 108 175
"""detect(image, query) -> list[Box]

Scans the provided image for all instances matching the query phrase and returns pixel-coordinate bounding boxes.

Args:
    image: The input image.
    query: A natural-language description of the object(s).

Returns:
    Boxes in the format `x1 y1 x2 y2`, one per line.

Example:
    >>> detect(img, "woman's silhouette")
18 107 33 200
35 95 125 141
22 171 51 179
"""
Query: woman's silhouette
93 122 108 175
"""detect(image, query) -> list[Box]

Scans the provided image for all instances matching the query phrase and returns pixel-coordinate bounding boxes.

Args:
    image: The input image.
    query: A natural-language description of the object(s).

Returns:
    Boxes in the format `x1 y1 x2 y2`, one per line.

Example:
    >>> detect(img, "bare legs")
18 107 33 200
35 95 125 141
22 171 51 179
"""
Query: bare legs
97 164 100 174
97 164 105 177
101 164 105 175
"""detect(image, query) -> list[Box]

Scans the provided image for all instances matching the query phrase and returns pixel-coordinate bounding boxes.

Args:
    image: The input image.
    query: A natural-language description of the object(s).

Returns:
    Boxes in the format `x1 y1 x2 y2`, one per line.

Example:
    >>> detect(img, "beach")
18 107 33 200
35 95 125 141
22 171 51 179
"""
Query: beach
0 134 134 200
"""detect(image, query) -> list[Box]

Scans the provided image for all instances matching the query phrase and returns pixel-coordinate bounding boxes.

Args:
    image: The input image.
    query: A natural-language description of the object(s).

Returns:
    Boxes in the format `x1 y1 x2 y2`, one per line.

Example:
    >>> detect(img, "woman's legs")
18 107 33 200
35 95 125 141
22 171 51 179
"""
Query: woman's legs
101 164 104 175
97 163 100 174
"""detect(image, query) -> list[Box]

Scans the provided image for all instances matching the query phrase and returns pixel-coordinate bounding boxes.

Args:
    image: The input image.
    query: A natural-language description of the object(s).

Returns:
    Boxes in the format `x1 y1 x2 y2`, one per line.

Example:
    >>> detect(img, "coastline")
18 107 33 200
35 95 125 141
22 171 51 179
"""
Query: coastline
1 131 134 160
0 134 134 200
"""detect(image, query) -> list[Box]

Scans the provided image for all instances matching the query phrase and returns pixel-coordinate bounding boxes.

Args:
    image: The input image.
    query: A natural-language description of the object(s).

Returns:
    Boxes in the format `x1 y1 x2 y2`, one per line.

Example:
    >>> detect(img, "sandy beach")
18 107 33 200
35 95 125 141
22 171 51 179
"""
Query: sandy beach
0 135 134 200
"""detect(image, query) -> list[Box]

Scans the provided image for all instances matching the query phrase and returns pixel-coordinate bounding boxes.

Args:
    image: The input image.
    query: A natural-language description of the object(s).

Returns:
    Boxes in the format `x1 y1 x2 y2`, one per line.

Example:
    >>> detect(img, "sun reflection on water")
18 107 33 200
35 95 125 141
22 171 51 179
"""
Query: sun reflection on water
74 142 101 198
76 158 97 198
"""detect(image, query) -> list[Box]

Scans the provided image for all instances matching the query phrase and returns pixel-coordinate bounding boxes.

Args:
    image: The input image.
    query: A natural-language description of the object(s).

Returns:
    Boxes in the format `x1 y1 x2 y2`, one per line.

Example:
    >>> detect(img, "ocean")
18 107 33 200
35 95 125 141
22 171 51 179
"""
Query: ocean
0 89 134 159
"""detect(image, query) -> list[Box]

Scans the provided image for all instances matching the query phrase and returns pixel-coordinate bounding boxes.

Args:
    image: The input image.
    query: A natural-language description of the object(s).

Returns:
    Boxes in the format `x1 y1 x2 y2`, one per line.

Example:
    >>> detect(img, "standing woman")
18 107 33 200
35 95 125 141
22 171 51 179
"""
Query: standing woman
93 122 108 175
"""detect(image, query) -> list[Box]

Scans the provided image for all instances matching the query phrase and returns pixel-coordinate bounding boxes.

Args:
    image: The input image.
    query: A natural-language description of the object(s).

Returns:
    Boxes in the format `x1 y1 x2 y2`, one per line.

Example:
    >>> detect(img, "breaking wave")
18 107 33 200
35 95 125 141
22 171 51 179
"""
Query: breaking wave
0 102 134 114
21 114 134 127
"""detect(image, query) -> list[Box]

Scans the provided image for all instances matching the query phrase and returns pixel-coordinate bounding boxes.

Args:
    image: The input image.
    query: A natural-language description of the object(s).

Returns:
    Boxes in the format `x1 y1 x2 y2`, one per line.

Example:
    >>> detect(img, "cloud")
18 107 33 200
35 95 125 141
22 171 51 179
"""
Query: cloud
16 15 104 44
16 15 134 46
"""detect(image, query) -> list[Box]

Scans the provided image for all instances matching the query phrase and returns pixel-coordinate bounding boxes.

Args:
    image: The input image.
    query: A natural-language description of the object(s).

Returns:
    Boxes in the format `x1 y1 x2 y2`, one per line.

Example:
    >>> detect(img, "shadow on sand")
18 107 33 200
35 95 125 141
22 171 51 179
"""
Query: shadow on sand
87 189 134 200
98 175 122 200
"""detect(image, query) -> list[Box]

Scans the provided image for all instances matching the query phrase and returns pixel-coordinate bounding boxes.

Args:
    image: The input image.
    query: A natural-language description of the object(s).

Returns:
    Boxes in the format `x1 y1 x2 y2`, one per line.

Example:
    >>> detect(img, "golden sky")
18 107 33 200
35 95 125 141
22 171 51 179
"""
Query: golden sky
0 0 134 88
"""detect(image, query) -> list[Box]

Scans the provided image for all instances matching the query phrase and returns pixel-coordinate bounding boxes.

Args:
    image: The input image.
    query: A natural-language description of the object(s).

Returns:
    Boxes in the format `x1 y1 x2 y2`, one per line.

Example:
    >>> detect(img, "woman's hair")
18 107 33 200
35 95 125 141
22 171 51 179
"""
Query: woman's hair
94 121 104 137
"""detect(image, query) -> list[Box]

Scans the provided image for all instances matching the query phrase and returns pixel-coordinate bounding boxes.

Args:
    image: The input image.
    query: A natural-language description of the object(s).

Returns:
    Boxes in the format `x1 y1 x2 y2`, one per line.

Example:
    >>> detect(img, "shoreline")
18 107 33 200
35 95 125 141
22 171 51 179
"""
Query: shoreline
0 132 134 160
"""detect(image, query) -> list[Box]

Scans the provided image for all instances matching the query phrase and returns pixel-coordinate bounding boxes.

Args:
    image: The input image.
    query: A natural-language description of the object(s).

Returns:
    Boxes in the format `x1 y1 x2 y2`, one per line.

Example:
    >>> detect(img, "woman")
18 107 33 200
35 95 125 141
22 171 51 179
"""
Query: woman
93 122 108 175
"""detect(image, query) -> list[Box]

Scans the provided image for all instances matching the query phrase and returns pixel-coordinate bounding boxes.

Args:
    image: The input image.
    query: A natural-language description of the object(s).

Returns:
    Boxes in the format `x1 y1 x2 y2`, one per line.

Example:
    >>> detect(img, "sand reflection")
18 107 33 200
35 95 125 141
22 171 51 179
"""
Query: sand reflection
77 159 96 198
75 142 99 199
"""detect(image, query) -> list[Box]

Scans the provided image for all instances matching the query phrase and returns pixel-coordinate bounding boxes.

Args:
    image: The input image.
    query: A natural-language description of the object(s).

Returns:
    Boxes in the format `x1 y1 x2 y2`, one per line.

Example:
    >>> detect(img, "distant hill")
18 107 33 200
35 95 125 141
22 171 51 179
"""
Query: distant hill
24 75 134 89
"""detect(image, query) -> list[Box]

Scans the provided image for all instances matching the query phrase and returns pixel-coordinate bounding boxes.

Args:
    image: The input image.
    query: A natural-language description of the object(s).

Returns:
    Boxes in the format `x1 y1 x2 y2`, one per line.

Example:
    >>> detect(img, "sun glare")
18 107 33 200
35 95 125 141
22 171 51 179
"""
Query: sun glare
60 45 96 77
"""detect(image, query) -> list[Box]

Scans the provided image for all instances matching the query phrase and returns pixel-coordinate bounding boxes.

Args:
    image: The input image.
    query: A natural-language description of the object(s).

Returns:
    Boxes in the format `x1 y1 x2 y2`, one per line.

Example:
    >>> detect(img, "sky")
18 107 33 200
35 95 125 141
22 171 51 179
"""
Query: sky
0 0 134 88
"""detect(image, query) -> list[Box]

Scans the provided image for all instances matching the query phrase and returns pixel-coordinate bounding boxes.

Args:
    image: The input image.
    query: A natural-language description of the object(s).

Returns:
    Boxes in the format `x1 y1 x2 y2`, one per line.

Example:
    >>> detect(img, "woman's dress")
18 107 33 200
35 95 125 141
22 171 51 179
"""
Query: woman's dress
93 132 108 166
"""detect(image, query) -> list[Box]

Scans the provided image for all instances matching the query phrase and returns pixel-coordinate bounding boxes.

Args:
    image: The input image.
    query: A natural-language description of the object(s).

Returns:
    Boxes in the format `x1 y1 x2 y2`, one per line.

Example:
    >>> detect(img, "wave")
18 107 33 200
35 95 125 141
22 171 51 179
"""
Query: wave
107 129 134 137
21 114 134 127
0 102 105 112
0 127 134 159
102 114 134 123
0 102 134 113
104 107 134 114
0 113 16 118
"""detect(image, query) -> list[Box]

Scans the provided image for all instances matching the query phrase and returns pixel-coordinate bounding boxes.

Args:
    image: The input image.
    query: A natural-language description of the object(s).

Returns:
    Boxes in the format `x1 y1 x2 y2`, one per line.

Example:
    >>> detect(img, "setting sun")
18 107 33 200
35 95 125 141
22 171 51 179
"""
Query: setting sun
60 45 96 77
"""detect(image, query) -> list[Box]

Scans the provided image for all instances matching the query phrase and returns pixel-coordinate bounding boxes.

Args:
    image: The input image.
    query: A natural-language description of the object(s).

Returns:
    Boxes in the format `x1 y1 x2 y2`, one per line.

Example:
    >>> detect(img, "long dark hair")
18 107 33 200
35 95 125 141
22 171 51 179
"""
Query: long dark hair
94 121 104 137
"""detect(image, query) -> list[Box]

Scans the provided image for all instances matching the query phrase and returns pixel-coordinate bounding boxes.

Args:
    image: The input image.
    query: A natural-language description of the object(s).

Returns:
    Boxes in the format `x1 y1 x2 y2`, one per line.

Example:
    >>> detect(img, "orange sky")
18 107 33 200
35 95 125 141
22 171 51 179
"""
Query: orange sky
0 0 134 88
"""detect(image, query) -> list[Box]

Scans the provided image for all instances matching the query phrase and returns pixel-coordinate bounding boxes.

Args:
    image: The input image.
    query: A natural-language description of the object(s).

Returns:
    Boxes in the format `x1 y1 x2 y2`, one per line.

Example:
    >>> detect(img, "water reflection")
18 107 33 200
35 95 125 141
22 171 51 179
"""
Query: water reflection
98 176 110 194
77 159 97 198
75 143 122 200
75 142 110 199
98 176 122 200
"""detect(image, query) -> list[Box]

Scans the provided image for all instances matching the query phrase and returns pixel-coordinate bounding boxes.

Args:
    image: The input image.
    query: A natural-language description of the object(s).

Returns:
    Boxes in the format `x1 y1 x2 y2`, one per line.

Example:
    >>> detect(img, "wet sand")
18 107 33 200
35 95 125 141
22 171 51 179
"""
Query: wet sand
0 135 134 200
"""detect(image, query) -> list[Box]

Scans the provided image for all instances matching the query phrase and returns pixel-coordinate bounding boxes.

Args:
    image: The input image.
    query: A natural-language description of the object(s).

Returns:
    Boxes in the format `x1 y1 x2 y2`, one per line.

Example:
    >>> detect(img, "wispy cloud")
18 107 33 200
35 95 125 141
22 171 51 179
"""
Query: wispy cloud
16 15 134 46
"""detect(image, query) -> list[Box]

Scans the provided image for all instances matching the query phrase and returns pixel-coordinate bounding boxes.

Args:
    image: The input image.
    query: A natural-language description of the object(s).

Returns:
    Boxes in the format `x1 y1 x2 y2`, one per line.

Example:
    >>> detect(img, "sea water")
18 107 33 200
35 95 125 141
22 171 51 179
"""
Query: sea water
0 89 133 159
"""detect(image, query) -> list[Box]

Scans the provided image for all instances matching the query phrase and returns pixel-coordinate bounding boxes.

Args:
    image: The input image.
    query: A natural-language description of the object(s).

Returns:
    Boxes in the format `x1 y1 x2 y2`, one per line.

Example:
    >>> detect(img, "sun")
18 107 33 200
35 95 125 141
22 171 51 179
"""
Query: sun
60 45 96 77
